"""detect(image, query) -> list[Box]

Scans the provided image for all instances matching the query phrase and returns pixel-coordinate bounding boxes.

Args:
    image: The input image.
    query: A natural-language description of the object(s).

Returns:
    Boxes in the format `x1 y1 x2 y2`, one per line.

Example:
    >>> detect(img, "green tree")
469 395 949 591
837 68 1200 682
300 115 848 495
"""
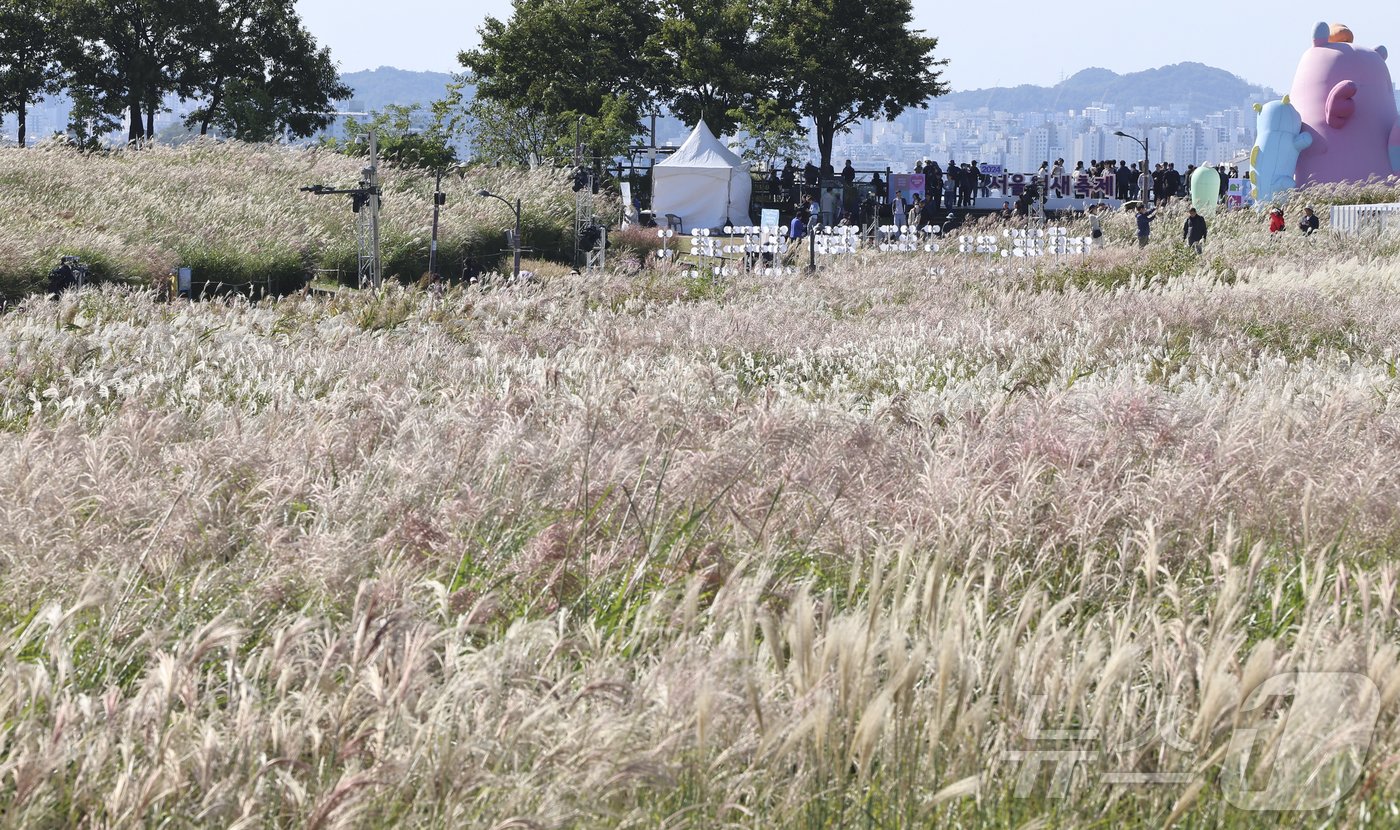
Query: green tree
645 0 764 137
756 0 947 171
64 87 121 148
182 0 349 141
57 0 202 142
324 104 459 171
458 0 659 161
733 97 805 172
461 88 562 166
0 0 67 147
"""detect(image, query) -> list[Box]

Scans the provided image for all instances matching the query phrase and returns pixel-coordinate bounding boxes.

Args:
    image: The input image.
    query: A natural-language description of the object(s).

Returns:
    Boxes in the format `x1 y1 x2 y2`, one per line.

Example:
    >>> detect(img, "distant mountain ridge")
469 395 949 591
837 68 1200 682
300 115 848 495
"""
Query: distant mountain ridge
329 62 1277 125
941 62 1278 117
337 67 458 113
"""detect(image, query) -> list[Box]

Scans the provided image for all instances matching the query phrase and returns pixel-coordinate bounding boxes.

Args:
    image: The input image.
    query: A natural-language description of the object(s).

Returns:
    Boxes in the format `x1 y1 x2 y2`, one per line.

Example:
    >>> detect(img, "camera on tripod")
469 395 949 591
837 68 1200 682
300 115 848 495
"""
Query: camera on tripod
48 255 91 294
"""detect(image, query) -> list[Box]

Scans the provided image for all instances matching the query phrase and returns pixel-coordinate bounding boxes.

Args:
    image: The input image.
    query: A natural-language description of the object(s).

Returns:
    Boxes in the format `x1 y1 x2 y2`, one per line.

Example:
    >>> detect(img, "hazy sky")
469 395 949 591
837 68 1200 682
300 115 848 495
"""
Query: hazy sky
295 1 1400 95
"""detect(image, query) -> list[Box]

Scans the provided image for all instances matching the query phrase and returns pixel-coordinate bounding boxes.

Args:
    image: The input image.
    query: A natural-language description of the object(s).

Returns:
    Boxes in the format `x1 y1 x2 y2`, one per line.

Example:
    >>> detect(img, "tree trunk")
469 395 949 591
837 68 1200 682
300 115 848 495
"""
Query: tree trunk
17 100 27 148
129 98 144 142
145 86 158 140
200 91 223 135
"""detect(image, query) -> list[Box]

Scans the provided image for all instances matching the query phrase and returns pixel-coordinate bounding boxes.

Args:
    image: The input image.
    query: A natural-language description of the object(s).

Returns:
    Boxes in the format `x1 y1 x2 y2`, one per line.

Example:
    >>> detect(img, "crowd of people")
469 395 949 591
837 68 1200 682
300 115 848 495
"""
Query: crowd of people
773 155 1254 212
773 157 1001 218
1025 157 1247 206
771 154 1323 252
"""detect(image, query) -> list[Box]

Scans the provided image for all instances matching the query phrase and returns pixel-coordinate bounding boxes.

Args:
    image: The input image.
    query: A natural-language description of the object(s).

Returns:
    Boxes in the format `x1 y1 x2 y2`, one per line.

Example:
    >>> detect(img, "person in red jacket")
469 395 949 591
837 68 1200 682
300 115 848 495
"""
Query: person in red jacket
1268 208 1285 234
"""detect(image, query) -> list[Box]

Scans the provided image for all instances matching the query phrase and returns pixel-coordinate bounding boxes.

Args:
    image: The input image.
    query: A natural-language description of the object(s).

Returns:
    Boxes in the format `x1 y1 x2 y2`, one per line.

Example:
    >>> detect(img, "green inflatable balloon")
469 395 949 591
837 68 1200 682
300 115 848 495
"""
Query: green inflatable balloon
1190 165 1222 216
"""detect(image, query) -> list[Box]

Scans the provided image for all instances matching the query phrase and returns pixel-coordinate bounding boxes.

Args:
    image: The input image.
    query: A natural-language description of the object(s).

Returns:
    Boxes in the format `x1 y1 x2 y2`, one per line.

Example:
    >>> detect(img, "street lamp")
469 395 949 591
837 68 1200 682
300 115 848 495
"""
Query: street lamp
1114 130 1150 205
476 189 522 281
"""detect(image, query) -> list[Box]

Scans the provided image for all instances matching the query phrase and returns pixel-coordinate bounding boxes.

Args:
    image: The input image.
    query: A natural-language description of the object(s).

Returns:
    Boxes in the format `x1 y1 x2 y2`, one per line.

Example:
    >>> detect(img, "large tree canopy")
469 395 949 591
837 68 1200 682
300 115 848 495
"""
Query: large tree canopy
460 0 659 161
23 0 345 145
460 0 948 172
183 0 350 141
645 0 766 137
757 0 947 171
58 0 199 142
0 0 66 147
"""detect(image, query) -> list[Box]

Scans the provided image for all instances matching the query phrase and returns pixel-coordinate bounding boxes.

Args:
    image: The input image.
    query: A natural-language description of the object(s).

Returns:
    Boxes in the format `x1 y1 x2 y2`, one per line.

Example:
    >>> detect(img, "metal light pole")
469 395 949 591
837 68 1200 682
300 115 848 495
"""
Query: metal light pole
1115 130 1150 205
428 169 445 280
367 129 382 288
477 190 522 281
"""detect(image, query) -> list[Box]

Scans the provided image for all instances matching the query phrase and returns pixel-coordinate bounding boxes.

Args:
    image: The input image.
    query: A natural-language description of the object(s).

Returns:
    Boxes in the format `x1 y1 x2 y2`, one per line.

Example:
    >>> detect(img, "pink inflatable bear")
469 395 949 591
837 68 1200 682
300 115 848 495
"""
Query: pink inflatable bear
1290 22 1400 186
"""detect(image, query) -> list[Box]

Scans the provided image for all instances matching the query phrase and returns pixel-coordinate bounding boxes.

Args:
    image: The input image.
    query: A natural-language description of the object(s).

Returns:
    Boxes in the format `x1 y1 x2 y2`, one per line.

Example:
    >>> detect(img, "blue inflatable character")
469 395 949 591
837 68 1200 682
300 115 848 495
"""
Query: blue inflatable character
1249 95 1314 204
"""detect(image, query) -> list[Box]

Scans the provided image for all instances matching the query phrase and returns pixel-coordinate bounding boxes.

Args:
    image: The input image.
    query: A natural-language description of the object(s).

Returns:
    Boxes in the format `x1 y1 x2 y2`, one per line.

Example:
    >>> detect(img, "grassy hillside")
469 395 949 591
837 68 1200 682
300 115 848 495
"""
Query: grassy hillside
0 139 587 299
3 192 1400 826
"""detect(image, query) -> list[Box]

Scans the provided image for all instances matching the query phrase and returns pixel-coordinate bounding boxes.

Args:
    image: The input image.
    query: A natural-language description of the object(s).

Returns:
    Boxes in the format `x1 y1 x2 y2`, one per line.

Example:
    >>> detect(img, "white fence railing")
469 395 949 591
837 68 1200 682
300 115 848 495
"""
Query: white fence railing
1329 203 1400 235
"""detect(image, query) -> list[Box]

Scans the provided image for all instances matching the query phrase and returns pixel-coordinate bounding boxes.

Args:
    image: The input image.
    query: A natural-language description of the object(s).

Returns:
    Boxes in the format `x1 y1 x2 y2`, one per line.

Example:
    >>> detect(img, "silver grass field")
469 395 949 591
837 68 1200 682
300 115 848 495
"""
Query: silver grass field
3 149 1400 827
0 141 581 295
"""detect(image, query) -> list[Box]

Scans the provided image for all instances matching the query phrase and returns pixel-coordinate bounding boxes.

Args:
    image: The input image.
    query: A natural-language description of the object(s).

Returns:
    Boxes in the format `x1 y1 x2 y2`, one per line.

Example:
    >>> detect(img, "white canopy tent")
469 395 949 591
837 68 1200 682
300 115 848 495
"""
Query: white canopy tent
651 121 754 233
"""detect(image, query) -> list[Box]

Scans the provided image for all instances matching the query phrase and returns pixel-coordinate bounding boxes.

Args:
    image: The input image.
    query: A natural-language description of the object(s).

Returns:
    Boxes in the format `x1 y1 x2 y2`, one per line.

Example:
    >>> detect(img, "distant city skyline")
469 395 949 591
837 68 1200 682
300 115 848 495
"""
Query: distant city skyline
295 1 1400 96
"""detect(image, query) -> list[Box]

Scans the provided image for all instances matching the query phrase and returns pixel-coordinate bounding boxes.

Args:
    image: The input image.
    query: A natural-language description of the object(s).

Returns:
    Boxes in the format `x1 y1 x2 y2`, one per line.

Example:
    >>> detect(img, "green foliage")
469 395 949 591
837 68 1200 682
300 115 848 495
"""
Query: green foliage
646 0 765 137
0 247 142 300
1032 239 1222 292
0 0 66 147
354 289 415 330
62 88 120 149
569 92 643 165
324 104 460 171
56 0 200 142
756 0 949 170
519 208 577 264
181 0 351 141
0 268 39 299
1243 317 1362 360
682 266 729 302
733 97 807 172
48 0 343 144
460 91 561 165
0 141 587 300
457 0 944 172
459 0 659 159
1143 239 1205 280
178 245 308 298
